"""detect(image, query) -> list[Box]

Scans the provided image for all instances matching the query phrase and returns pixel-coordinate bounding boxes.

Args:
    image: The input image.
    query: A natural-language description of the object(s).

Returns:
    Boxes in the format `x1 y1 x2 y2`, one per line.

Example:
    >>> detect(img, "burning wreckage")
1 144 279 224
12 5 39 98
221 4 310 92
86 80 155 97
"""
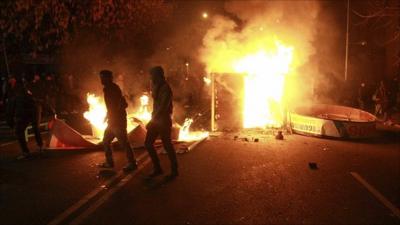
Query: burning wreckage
47 26 380 148
47 93 209 151
205 39 377 139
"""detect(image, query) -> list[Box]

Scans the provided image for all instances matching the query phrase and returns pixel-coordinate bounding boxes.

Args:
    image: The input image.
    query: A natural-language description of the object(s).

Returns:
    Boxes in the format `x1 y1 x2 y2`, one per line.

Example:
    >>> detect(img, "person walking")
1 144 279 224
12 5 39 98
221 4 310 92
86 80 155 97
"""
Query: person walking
145 66 178 181
97 70 137 172
6 80 43 159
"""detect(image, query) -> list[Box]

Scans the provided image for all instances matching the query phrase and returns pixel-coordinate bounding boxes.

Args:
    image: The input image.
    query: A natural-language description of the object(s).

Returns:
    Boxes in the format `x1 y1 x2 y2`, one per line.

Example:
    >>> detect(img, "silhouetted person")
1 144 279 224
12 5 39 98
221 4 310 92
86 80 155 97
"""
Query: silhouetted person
26 74 45 128
3 75 17 106
145 66 178 181
373 80 389 120
6 80 43 160
387 75 399 116
45 73 57 114
97 70 137 172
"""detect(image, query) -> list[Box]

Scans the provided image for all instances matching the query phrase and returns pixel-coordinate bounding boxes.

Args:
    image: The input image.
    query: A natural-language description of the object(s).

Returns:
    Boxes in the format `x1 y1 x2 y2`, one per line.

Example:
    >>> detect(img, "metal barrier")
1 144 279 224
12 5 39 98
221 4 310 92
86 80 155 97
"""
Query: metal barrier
24 122 49 142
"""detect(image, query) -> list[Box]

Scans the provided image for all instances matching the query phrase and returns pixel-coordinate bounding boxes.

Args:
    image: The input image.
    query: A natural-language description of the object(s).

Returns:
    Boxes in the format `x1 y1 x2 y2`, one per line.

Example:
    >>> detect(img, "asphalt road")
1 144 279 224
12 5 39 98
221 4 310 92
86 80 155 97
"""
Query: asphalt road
1 131 399 225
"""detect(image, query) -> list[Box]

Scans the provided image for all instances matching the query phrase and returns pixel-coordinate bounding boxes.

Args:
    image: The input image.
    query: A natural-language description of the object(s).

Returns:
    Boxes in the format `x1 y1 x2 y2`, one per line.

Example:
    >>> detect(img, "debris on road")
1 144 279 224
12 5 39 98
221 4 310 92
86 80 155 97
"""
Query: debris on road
254 138 259 142
308 162 318 170
176 136 208 154
275 131 284 140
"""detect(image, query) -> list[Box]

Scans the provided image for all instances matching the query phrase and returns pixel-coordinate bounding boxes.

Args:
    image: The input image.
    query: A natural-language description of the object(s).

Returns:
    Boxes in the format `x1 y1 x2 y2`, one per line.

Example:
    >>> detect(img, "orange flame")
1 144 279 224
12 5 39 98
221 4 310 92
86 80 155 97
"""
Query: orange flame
178 118 209 142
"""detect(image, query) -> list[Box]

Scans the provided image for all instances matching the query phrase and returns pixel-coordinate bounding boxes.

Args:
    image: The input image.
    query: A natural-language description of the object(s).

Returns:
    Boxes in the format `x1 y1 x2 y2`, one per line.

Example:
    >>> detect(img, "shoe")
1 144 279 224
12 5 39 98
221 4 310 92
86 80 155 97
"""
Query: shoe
123 162 138 172
146 168 164 179
164 170 179 182
97 162 114 169
16 153 31 160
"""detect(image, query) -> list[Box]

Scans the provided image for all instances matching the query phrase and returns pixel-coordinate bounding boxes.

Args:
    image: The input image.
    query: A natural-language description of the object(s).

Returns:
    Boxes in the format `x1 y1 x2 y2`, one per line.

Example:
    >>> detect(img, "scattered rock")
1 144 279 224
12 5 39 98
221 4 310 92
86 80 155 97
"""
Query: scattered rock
254 138 259 142
308 162 318 170
244 137 249 142
275 131 284 140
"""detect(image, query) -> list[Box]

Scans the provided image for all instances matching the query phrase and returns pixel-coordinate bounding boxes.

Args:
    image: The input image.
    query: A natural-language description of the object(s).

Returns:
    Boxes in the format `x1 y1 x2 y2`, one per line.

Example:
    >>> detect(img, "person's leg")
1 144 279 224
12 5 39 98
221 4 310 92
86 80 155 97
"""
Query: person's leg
102 127 115 166
31 114 43 149
144 126 162 173
15 118 30 155
159 123 178 176
36 103 42 126
114 127 136 164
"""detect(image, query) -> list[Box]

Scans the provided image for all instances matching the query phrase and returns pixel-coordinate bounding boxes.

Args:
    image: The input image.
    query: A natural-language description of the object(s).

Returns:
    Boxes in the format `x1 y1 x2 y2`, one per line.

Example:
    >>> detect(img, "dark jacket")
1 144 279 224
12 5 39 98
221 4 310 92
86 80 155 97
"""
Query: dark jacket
6 88 36 126
103 82 127 126
152 81 173 123
26 80 46 104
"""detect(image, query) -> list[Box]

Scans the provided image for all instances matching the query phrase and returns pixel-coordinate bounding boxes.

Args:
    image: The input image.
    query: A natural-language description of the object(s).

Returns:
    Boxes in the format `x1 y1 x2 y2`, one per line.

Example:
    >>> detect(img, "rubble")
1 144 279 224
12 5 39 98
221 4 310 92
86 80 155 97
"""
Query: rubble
308 162 318 170
275 131 284 140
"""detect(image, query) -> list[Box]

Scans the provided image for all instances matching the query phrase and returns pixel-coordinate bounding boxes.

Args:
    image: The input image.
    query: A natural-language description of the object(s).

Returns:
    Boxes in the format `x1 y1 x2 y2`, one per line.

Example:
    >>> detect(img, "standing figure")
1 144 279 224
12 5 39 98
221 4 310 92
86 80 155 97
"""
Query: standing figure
6 80 43 159
372 80 389 119
97 70 137 172
26 74 45 128
45 73 57 114
145 66 178 180
3 75 17 105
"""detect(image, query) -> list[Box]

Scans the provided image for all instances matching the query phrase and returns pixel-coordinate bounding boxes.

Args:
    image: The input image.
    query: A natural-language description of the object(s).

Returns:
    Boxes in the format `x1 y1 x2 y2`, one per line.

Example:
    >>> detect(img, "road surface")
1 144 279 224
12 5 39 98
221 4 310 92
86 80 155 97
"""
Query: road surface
1 130 399 225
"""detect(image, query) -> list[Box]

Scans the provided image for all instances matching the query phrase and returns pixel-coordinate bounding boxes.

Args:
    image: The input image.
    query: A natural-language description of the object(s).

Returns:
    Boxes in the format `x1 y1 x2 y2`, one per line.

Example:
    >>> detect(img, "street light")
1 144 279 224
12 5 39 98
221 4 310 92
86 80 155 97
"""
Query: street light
185 62 189 80
202 12 208 19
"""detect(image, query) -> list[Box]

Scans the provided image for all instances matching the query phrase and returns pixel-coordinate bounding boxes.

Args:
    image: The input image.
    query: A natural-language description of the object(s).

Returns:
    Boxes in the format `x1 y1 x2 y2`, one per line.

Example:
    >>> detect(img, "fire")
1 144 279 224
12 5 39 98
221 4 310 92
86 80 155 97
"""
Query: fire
178 118 209 142
84 93 208 141
200 2 319 129
233 41 293 128
83 93 144 139
200 23 297 128
83 94 108 138
133 94 152 123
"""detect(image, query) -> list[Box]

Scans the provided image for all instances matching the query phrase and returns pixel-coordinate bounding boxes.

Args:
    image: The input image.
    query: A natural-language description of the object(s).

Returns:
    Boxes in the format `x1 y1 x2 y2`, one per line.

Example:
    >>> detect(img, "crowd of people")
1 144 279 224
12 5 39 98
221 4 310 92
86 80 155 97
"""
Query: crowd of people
0 72 83 118
358 75 400 122
0 67 179 180
0 72 83 159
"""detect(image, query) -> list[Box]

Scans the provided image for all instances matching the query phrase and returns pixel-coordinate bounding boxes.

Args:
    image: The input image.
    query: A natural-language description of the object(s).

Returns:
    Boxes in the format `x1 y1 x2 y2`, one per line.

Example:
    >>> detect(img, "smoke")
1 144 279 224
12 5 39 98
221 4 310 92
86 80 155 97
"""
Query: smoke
58 31 152 113
199 0 344 106
57 1 346 127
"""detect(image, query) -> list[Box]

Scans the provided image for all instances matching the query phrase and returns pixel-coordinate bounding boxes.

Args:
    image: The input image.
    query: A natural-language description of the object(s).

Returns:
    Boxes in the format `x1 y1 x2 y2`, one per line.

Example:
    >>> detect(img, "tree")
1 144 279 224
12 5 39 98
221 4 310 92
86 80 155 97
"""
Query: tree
352 0 400 66
0 0 173 55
